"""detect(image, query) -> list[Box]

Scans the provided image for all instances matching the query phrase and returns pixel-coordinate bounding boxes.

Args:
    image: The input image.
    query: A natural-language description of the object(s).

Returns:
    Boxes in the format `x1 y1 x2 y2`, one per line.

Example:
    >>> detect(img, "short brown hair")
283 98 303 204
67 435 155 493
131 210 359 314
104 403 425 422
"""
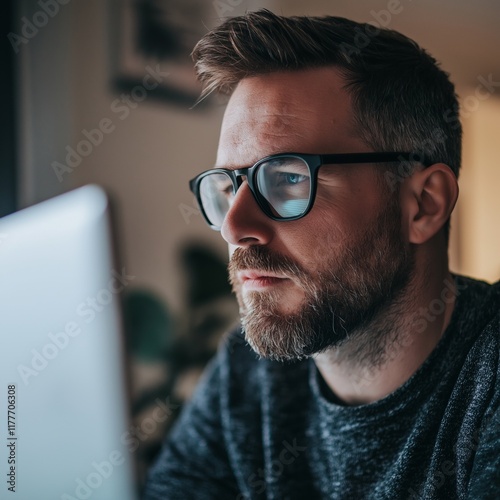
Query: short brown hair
192 9 461 179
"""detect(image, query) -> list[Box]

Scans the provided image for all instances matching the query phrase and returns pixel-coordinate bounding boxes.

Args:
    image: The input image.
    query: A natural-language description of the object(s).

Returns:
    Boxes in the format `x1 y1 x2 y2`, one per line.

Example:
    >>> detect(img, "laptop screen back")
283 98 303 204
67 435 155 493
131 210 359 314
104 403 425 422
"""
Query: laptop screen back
0 185 137 500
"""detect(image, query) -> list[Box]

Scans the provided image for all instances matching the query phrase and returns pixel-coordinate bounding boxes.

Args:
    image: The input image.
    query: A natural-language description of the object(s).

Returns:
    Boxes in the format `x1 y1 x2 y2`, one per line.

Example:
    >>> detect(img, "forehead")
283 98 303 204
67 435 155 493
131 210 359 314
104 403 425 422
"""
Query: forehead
216 67 366 168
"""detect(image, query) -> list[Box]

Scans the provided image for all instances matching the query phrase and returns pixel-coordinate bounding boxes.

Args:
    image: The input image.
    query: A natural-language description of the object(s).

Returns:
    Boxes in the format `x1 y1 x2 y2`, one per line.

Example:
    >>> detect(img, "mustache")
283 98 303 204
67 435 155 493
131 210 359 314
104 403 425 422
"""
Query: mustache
228 246 309 284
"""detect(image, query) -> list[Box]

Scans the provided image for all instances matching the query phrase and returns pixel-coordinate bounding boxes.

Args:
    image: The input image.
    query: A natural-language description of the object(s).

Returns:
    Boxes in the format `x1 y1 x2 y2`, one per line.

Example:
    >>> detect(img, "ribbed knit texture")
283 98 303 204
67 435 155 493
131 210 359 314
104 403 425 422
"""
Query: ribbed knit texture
143 275 500 499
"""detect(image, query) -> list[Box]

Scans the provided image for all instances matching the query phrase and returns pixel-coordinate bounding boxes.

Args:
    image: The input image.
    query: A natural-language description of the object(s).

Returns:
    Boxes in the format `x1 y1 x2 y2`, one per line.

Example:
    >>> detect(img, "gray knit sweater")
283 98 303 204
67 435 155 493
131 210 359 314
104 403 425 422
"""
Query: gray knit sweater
143 275 500 499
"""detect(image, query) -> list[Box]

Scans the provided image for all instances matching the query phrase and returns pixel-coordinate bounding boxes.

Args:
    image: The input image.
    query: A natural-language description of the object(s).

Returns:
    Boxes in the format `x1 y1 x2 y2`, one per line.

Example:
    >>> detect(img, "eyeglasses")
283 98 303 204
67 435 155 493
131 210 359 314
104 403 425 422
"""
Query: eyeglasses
189 152 430 230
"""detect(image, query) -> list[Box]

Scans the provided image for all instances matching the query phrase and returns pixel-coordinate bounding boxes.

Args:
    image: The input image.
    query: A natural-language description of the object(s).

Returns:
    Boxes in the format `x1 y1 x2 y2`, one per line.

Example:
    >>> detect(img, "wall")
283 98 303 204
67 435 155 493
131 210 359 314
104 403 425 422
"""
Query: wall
68 0 227 312
456 94 500 280
16 0 74 206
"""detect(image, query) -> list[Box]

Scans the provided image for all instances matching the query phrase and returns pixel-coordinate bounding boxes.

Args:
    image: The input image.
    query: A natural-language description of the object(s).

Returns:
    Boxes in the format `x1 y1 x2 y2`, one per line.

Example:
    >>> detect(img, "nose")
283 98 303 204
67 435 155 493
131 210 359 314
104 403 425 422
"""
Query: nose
220 180 274 247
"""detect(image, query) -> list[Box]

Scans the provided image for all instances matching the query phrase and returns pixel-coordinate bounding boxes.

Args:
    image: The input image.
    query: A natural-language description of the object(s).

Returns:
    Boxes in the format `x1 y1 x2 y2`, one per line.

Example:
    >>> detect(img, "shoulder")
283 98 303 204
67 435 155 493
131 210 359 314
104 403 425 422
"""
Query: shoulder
454 274 499 363
453 276 500 416
469 276 500 345
454 274 500 338
462 278 500 498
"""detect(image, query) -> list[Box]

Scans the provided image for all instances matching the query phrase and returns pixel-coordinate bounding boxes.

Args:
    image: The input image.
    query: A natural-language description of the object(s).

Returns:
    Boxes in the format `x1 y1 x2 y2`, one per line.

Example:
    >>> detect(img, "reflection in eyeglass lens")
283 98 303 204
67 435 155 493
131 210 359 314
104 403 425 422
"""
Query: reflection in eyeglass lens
257 157 311 218
199 172 234 226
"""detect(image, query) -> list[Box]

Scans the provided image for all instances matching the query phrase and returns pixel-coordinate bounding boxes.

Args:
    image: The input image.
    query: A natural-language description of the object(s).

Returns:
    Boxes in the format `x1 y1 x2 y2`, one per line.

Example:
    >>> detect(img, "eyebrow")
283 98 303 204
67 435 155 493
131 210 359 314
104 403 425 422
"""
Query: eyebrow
213 151 297 171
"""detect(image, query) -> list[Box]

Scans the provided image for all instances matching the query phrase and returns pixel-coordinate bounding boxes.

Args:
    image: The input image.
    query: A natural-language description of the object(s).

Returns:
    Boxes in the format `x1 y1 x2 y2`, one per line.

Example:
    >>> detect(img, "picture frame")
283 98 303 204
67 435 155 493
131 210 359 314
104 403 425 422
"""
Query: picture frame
109 0 210 108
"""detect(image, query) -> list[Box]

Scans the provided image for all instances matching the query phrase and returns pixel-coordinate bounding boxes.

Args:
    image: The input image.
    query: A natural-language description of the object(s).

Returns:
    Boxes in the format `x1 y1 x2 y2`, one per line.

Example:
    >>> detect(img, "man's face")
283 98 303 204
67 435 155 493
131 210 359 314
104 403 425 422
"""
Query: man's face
216 67 414 361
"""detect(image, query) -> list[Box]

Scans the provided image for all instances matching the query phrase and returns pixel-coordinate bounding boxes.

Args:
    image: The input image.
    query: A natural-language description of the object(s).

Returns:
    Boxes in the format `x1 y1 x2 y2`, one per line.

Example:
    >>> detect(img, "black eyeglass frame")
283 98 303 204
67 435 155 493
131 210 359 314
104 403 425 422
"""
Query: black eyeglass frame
189 152 432 230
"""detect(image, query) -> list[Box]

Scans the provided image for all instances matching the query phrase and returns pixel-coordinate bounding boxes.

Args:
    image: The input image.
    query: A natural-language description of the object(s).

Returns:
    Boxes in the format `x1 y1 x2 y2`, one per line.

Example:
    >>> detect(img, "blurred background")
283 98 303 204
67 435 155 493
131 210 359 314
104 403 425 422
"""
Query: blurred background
2 0 500 488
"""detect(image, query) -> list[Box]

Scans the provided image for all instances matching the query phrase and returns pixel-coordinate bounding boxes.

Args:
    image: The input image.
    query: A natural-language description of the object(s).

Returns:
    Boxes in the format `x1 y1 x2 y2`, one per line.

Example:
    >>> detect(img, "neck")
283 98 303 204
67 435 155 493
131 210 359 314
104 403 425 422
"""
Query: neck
313 256 457 406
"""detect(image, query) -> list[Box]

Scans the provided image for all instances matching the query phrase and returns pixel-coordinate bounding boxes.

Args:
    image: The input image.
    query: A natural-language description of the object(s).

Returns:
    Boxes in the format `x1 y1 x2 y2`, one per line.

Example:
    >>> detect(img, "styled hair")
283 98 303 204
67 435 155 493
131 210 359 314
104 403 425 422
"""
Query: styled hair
192 9 462 178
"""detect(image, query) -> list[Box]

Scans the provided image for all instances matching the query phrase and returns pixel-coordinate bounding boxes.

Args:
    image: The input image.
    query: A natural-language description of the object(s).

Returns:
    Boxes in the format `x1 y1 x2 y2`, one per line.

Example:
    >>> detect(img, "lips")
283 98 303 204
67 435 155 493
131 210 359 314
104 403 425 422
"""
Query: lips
238 270 289 290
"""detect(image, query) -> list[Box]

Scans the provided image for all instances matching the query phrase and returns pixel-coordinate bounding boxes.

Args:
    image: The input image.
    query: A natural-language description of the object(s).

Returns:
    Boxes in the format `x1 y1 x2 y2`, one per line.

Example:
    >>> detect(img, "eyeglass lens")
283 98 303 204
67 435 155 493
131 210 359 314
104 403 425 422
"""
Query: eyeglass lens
199 156 312 227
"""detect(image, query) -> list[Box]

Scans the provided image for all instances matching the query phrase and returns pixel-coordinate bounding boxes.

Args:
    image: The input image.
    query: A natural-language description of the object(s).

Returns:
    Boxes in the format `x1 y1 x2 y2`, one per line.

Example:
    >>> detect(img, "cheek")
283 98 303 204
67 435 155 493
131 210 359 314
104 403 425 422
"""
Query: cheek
316 169 383 227
277 214 345 271
279 193 384 270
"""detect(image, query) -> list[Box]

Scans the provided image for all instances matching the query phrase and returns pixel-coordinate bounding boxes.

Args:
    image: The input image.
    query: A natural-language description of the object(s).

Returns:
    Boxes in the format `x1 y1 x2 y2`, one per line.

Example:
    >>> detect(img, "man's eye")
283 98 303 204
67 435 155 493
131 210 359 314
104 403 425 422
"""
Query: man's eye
277 172 309 185
218 183 234 197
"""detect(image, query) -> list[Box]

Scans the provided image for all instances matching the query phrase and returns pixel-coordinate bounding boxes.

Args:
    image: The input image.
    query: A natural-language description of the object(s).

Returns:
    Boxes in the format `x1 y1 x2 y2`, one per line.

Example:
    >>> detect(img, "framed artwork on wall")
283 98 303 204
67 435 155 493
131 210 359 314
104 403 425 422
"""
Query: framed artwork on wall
110 0 210 107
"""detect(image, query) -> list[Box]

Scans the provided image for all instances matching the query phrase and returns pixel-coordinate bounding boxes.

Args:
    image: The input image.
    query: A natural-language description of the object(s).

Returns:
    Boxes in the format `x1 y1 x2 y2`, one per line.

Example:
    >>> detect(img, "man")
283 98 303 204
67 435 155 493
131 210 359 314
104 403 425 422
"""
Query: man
144 10 499 499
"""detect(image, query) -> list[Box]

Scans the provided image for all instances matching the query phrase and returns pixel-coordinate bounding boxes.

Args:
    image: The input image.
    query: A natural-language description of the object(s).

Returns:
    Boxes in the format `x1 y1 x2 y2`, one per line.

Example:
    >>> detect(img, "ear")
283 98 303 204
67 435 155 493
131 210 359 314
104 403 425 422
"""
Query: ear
403 164 459 245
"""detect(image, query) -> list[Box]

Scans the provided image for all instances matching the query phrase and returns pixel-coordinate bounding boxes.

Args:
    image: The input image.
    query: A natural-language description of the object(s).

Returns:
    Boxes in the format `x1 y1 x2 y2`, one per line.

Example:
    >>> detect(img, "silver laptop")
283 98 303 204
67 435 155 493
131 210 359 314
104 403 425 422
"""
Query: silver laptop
0 185 138 500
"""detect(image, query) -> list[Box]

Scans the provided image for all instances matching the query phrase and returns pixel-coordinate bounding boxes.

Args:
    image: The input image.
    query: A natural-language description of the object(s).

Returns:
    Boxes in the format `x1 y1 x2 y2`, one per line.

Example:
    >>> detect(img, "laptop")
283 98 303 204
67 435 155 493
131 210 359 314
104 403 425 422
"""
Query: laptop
0 185 138 500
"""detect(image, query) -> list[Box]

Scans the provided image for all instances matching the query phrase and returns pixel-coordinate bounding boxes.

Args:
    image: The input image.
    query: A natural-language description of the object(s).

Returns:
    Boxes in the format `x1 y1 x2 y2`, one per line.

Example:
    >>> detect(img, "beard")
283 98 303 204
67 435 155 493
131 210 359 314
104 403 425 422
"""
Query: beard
228 196 415 362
